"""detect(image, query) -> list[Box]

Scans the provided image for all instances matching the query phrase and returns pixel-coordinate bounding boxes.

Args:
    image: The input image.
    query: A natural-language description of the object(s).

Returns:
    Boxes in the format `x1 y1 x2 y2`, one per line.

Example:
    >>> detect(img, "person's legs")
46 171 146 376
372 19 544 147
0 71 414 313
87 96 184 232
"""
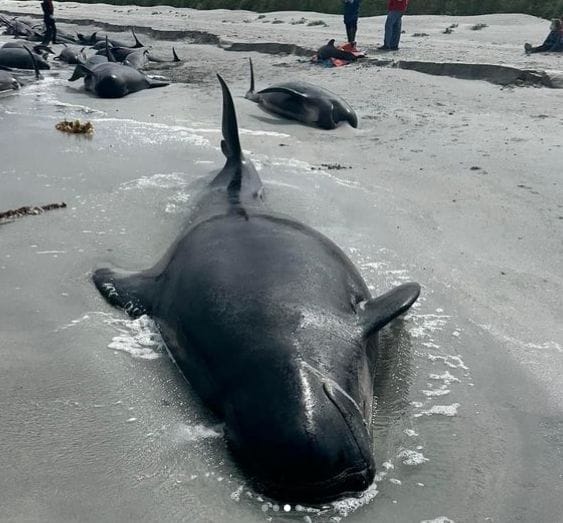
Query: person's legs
527 44 550 53
344 0 360 44
51 19 57 44
390 12 403 49
383 11 394 48
41 15 51 45
384 11 402 49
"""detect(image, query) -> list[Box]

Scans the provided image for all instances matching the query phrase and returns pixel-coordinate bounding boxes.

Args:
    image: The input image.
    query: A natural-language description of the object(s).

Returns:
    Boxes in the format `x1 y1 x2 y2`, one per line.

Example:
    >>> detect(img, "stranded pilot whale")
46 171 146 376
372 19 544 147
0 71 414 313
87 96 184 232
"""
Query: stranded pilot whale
93 75 420 502
245 58 358 130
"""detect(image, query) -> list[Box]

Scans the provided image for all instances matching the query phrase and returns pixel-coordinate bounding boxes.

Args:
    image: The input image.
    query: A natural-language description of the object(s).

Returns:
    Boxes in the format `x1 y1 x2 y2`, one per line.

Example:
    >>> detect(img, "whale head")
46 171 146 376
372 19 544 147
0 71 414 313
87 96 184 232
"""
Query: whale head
95 74 128 99
223 349 376 502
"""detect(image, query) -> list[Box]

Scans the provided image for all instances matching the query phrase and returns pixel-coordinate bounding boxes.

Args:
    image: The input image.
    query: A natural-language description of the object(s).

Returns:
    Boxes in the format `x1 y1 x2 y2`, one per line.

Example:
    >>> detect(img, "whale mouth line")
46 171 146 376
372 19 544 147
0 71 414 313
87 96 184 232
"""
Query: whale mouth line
261 464 373 502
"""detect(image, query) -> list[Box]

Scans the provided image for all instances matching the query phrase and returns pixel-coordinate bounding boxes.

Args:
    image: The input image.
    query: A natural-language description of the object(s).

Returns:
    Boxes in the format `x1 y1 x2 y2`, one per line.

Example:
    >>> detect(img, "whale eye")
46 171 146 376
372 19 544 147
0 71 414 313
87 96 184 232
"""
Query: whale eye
350 293 364 313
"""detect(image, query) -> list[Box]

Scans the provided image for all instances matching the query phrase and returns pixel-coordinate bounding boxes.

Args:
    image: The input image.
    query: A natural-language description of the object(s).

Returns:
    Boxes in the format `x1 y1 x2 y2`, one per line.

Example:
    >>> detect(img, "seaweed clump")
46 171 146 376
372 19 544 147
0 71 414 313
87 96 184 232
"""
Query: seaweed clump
56 120 94 134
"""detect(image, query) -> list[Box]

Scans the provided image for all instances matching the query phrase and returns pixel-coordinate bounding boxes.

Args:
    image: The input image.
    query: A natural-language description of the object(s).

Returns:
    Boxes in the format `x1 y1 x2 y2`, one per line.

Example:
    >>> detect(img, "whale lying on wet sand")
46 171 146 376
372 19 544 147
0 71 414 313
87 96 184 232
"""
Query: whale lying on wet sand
93 75 419 501
0 46 41 90
72 61 168 98
245 58 358 130
0 47 49 70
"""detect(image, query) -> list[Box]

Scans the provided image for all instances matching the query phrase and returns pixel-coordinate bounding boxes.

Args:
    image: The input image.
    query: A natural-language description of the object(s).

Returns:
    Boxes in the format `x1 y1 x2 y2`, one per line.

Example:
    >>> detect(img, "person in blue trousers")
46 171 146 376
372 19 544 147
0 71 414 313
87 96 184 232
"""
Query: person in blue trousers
343 0 361 51
379 0 409 51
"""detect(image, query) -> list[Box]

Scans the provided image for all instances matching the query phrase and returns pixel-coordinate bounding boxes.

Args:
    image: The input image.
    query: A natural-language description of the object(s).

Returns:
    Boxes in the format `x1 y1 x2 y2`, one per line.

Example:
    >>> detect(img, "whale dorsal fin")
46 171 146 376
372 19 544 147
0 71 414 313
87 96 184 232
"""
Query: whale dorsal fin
359 283 421 338
132 29 143 48
22 46 40 79
245 57 257 101
217 74 242 162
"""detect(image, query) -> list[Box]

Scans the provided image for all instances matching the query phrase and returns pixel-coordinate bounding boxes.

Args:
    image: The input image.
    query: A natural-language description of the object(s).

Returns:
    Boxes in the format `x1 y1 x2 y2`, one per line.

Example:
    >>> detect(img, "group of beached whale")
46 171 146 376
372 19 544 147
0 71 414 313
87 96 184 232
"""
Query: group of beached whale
0 16 178 97
3 14 422 504
1 15 358 129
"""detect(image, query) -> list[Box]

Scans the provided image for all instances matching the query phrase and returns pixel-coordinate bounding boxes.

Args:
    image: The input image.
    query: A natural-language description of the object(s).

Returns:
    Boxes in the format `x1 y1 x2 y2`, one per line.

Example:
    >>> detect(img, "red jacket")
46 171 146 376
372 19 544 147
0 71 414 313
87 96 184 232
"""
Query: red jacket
388 0 409 12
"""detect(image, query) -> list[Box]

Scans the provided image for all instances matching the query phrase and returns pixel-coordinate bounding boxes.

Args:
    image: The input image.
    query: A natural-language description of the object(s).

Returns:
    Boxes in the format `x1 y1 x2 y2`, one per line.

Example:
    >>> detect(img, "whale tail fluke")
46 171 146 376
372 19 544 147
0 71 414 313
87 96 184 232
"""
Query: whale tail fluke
93 267 154 318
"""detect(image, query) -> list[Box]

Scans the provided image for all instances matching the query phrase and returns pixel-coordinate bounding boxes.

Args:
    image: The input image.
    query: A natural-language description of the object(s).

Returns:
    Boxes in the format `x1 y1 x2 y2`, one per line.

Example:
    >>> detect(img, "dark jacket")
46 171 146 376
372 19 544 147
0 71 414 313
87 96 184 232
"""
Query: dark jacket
543 30 562 51
41 0 54 17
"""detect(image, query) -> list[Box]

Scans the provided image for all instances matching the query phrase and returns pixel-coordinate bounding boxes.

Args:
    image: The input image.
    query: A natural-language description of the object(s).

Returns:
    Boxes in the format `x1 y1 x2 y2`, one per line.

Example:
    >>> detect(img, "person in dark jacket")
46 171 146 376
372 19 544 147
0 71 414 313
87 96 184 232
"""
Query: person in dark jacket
40 0 57 45
524 19 562 53
343 0 361 51
379 0 409 51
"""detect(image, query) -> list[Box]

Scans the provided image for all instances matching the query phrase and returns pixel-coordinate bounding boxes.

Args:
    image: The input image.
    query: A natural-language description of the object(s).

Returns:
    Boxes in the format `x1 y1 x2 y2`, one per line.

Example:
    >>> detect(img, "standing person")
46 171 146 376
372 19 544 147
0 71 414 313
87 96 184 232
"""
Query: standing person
40 0 56 45
379 0 409 51
343 0 361 52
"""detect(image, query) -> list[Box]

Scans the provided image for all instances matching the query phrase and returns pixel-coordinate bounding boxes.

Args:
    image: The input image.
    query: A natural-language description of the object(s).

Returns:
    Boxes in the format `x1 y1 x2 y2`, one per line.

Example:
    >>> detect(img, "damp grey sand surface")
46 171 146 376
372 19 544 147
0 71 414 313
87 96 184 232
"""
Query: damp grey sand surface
1 4 562 523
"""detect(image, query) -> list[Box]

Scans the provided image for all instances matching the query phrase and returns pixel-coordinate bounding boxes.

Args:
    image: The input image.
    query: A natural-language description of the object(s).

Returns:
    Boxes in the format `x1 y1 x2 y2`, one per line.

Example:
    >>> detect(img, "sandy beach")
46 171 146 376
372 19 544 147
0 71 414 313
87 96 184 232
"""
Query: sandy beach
0 2 562 522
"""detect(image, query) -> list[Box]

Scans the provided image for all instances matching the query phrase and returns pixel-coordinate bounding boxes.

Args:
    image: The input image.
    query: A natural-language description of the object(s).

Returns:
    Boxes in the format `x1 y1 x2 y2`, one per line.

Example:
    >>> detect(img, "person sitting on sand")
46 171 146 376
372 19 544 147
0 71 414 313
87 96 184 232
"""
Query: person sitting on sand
524 19 562 54
40 0 57 45
342 0 361 52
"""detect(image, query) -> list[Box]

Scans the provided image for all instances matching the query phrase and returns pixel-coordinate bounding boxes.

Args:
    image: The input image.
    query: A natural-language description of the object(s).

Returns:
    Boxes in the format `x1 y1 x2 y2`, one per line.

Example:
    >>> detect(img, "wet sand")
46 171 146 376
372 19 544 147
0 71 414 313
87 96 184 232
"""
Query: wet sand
0 2 562 522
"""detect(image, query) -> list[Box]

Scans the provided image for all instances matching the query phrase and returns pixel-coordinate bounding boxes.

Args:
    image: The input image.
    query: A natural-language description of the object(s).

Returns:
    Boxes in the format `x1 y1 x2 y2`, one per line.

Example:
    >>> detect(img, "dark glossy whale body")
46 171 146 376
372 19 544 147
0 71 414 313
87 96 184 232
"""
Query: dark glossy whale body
122 48 150 70
95 45 139 62
90 29 144 50
245 59 358 130
0 47 49 70
0 46 41 89
1 42 53 55
76 62 168 98
55 46 85 65
93 76 419 502
0 69 19 91
318 39 358 62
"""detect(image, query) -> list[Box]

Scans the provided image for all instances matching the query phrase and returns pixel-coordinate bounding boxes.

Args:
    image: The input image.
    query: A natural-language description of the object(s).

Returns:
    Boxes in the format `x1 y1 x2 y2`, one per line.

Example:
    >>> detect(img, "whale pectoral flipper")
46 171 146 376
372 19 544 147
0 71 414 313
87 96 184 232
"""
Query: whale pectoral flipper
93 267 155 318
147 78 170 89
360 282 421 338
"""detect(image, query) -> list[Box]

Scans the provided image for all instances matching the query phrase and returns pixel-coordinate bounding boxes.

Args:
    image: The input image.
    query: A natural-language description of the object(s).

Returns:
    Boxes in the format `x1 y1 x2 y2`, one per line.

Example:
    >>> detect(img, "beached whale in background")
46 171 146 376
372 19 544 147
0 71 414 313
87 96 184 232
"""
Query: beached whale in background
89 29 144 50
317 39 358 62
0 46 41 91
245 58 358 130
0 67 20 91
1 41 53 55
72 61 169 98
93 74 420 501
123 47 180 69
54 44 86 65
0 16 40 39
0 46 49 70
